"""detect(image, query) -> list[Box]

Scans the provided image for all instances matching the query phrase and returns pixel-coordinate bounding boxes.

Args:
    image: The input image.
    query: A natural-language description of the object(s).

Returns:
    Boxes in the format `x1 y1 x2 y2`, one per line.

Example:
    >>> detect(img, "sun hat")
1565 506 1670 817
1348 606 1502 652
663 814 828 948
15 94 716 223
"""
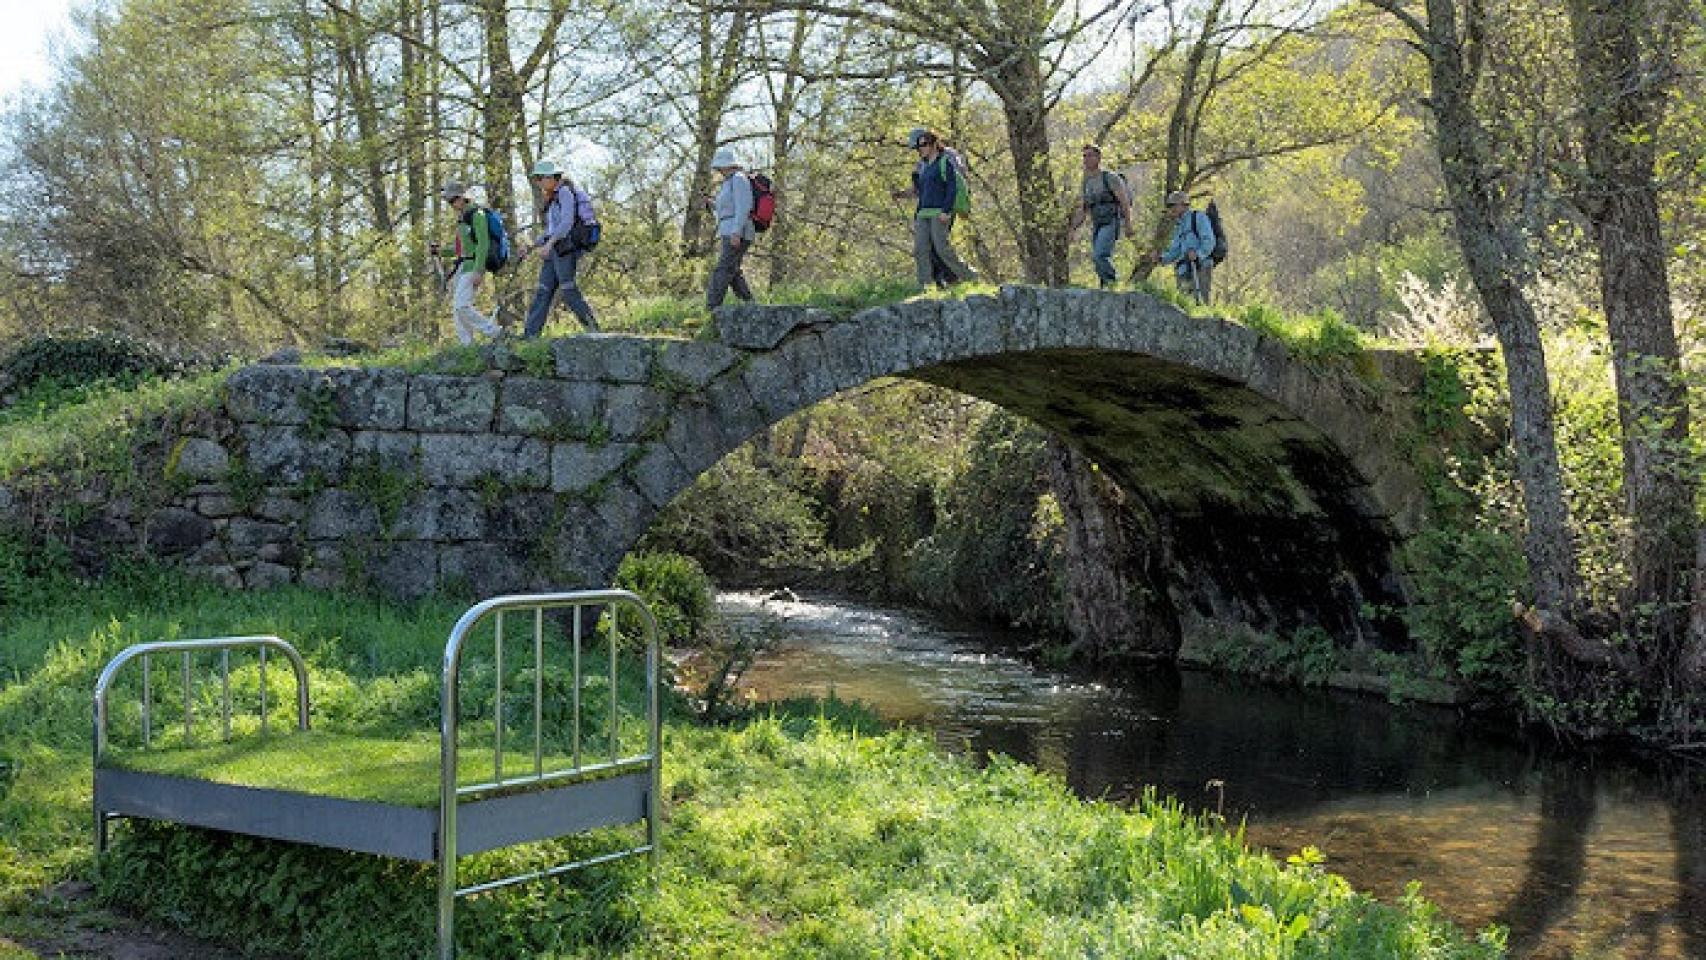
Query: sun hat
710 147 740 169
1164 190 1190 206
906 128 936 149
530 160 564 179
440 180 470 201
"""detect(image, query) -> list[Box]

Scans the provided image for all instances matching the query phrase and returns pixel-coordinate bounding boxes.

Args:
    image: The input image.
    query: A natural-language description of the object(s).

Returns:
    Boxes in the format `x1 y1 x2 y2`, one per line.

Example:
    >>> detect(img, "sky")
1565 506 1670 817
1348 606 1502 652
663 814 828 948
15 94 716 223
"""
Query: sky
0 0 79 103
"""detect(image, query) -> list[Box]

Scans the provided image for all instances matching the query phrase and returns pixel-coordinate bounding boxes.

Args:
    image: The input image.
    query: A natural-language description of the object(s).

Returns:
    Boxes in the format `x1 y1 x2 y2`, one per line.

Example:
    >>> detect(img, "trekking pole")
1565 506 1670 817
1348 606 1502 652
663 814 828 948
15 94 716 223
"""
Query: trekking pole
429 244 449 294
1189 257 1204 305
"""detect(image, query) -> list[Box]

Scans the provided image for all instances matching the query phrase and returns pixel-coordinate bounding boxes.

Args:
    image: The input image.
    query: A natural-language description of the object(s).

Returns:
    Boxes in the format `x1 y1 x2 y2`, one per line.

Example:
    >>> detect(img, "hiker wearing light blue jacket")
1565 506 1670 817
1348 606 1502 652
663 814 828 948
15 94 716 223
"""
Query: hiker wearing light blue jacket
1152 190 1216 304
706 147 756 309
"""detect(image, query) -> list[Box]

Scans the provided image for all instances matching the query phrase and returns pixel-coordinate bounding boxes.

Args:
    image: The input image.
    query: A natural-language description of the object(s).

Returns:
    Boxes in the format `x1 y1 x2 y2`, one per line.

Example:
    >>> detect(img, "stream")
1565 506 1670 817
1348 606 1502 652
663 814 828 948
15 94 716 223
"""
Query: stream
720 590 1706 960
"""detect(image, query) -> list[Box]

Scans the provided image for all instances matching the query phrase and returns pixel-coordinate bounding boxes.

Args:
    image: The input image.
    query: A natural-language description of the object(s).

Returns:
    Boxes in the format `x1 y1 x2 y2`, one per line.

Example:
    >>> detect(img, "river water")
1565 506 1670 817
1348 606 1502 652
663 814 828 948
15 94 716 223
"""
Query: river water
718 590 1706 960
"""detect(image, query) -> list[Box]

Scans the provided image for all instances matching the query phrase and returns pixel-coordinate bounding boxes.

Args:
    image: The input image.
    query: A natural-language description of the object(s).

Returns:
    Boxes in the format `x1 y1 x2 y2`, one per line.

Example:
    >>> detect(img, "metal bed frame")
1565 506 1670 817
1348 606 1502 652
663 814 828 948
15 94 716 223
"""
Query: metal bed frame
93 590 661 960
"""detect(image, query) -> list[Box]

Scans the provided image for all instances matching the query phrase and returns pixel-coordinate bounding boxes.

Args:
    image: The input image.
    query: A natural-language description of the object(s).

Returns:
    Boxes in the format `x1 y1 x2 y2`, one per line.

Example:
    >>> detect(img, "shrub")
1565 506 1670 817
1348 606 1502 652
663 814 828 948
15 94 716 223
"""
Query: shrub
615 551 717 646
0 334 181 404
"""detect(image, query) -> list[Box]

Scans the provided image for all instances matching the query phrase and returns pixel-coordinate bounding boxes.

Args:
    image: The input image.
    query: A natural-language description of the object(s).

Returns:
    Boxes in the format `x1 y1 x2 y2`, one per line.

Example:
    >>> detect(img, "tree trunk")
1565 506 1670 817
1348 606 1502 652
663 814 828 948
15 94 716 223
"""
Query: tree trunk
680 1 749 260
1568 0 1698 657
480 0 522 222
995 55 1067 285
1413 0 1584 617
764 12 811 286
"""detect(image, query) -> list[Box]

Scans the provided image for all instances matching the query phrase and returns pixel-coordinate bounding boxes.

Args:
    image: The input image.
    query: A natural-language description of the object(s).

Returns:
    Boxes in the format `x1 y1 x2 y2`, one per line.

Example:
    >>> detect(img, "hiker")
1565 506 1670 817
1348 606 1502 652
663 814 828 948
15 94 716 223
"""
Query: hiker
515 160 598 337
1068 145 1132 289
438 181 503 345
706 147 756 309
1150 190 1216 304
891 128 977 289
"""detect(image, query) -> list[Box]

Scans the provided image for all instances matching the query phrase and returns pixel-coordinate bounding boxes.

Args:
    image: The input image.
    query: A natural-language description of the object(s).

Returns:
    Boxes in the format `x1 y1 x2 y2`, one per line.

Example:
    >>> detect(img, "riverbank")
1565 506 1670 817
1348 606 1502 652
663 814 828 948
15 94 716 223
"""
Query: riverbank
0 570 1500 958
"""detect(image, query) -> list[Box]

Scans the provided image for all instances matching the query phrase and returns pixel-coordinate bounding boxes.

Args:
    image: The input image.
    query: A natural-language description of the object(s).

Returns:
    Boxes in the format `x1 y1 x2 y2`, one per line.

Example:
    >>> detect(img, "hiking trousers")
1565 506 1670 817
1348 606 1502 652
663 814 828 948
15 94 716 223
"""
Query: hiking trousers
913 215 976 287
451 271 501 345
707 236 754 309
1176 260 1212 305
1091 221 1120 287
524 251 597 338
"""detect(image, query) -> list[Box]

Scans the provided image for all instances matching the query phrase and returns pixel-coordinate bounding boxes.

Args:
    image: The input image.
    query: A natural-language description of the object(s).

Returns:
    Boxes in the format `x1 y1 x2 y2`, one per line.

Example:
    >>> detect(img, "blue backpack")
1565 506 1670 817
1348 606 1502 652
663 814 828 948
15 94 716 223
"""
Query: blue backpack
482 208 510 273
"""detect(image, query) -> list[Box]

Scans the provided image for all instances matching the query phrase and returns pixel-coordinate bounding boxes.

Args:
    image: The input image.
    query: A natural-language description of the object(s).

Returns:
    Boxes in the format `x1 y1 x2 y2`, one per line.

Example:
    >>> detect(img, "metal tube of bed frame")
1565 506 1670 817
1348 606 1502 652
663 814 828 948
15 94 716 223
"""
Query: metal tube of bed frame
494 612 504 785
533 608 543 778
437 590 661 960
609 605 619 762
182 652 193 743
221 650 231 742
572 607 582 770
94 637 310 763
259 647 268 735
93 637 312 860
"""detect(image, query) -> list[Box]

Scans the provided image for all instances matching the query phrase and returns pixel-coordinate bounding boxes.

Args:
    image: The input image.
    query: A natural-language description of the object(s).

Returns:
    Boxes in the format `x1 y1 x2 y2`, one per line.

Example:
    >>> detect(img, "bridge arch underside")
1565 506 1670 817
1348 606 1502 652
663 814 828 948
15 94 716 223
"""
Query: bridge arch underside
908 348 1410 659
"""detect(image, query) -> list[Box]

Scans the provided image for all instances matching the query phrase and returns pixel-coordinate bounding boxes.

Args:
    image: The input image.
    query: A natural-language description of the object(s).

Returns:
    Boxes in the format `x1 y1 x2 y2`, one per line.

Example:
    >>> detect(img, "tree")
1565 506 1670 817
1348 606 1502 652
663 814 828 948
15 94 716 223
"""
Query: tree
1565 0 1701 688
1365 1 1586 642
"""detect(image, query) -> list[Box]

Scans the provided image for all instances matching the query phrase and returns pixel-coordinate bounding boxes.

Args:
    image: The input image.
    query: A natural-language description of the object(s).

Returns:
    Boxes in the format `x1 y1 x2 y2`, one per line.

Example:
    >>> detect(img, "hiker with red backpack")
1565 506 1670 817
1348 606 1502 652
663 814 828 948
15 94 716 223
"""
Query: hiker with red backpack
515 160 599 337
436 181 504 345
706 147 763 309
891 127 977 289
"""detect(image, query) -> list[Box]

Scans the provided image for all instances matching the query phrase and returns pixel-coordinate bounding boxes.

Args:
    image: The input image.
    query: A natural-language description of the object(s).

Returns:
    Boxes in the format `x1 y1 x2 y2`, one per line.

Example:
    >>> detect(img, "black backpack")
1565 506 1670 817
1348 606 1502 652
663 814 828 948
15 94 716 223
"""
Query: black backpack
1204 200 1229 264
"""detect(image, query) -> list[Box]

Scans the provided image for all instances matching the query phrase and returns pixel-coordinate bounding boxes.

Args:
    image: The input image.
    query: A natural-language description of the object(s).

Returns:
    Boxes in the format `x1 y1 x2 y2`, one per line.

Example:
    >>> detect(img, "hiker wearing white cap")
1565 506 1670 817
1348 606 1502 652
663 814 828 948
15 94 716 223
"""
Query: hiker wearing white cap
1150 189 1215 304
706 147 756 309
890 128 977 289
516 160 599 336
438 181 503 345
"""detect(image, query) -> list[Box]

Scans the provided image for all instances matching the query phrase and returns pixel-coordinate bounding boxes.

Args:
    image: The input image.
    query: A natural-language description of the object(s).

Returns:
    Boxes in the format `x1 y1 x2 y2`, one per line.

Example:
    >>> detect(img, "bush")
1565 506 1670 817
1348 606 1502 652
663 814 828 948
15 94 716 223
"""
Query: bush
615 551 717 646
639 447 830 579
1 335 181 402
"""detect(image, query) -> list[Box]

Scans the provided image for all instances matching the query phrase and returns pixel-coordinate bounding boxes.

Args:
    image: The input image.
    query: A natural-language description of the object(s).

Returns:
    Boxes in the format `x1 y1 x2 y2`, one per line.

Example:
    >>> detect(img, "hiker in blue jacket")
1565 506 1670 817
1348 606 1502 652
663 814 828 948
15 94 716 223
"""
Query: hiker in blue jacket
1150 190 1216 304
891 128 977 289
516 160 598 336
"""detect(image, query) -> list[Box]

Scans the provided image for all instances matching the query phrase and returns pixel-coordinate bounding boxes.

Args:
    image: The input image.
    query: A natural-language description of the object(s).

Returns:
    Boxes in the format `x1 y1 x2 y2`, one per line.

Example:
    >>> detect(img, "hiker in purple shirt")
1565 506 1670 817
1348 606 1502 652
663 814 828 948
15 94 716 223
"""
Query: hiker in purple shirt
514 160 599 337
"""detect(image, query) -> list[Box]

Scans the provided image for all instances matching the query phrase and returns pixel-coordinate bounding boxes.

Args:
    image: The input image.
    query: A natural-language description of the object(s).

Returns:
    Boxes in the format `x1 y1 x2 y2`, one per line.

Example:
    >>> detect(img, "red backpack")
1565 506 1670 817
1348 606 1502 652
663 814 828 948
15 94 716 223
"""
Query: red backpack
749 173 776 232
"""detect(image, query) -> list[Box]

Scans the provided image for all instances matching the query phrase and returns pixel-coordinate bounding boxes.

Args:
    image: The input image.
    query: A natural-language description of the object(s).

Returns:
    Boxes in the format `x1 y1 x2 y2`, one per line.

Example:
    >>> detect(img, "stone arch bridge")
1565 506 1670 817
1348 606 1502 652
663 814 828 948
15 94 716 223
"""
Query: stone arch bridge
37 288 1439 657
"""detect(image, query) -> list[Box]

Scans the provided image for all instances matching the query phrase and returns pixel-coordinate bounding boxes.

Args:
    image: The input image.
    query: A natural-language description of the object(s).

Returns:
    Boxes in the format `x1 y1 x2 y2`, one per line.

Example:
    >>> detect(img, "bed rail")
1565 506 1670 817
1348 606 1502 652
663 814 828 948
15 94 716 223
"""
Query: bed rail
437 589 661 960
92 636 311 853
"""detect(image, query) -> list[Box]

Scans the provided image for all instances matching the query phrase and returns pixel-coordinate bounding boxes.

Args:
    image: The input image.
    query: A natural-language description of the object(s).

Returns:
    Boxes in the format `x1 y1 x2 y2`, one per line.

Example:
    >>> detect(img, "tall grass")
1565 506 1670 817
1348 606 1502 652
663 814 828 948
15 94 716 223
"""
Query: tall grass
0 569 1501 958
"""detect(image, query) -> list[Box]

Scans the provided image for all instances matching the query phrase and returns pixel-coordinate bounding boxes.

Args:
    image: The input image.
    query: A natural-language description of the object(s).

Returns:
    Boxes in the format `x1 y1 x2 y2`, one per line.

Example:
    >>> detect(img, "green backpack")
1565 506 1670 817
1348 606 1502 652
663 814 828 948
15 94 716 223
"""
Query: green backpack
939 148 971 215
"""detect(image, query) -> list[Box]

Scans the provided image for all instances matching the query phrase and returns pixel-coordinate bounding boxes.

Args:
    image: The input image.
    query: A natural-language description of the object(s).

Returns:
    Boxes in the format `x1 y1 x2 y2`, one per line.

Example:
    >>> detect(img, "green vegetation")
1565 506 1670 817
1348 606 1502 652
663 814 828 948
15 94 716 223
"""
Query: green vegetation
0 566 1498 958
614 551 717 646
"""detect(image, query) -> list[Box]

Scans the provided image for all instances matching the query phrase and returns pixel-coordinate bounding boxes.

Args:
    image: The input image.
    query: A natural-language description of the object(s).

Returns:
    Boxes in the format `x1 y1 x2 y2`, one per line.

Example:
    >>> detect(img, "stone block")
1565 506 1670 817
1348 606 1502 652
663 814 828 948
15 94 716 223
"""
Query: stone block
367 541 440 602
172 438 230 482
850 305 911 378
246 562 294 589
224 365 315 424
484 491 559 542
440 543 530 597
418 433 550 489
306 489 381 540
393 488 486 542
255 496 306 523
187 539 230 567
239 425 351 486
551 442 634 494
782 331 837 406
703 373 765 450
407 376 497 432
664 402 726 475
999 285 1045 353
144 507 214 557
256 540 302 566
552 335 655 382
225 518 290 559
632 444 692 509
819 317 877 393
499 377 603 435
603 384 668 440
741 353 804 424
656 340 739 388
325 367 408 429
896 300 948 370
351 431 419 470
713 304 820 350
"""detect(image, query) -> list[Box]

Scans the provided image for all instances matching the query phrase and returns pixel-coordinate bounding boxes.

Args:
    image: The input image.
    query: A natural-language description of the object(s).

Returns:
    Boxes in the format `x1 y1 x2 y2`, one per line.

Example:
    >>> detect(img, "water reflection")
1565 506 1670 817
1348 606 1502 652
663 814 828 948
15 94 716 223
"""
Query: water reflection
722 590 1706 959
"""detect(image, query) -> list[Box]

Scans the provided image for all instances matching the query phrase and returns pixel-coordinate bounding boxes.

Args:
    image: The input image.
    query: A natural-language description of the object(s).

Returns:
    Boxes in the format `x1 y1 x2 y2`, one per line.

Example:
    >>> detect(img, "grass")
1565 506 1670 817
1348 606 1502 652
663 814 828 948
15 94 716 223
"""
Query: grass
0 369 230 484
0 565 1503 958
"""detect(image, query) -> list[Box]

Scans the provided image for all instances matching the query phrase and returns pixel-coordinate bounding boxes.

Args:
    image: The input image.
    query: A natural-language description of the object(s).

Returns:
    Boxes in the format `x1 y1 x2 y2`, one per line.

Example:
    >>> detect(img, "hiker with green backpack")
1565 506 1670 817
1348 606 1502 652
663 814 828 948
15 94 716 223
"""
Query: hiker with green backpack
891 127 977 289
1067 144 1132 289
437 181 504 345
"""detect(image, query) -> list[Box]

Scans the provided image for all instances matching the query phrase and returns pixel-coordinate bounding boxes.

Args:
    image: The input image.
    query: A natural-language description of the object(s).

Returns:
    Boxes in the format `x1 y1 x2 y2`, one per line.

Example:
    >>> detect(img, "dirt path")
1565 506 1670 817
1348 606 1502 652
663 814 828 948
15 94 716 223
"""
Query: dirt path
6 883 267 960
